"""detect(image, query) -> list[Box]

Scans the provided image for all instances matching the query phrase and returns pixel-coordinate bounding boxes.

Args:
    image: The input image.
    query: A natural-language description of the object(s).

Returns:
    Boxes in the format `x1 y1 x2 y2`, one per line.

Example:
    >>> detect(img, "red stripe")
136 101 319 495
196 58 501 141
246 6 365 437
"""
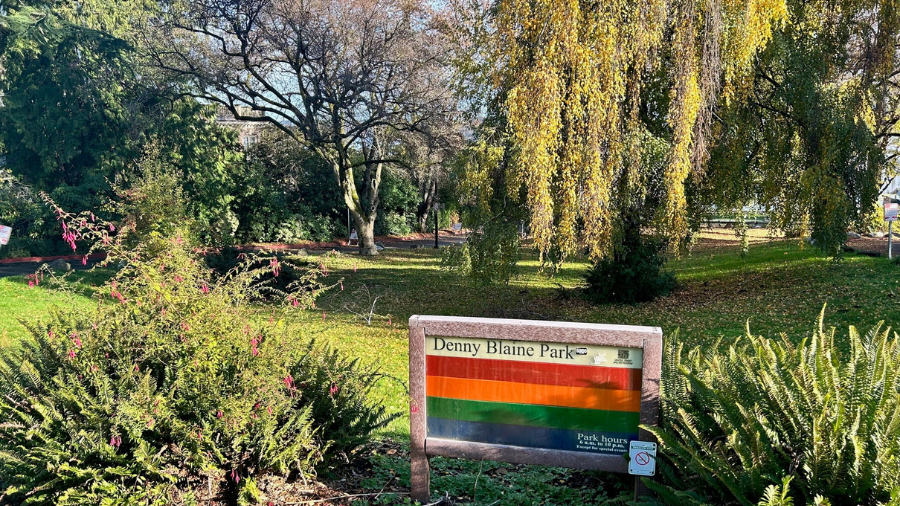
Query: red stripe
426 355 642 391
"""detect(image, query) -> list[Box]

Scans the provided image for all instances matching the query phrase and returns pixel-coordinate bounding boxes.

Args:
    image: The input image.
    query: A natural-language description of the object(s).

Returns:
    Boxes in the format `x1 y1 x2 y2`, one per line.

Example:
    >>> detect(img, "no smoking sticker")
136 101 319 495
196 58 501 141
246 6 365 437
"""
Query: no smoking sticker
628 440 657 476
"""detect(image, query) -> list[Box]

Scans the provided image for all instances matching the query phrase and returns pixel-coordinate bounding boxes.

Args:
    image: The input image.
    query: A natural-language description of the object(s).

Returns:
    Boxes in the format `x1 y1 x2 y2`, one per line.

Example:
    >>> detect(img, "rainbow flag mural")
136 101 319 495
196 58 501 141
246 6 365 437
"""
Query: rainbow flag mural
425 336 643 454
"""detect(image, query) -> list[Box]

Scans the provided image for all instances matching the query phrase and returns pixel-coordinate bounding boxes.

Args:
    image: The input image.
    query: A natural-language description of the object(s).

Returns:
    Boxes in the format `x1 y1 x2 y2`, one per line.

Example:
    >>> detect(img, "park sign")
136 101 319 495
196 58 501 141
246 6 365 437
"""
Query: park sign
0 224 11 246
409 316 662 502
886 202 899 222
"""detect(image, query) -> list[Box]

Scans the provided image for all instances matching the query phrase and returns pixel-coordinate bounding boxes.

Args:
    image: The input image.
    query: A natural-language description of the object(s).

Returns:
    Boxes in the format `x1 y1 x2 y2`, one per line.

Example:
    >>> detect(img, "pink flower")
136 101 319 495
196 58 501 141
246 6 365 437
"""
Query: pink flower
197 430 203 441
270 258 280 277
90 212 95 222
267 406 272 415
48 329 54 339
322 311 326 322
283 375 294 389
200 284 209 294
82 256 87 266
147 418 154 428
340 281 344 291
72 336 82 348
329 383 339 396
353 263 357 273
230 469 240 484
28 280 34 289
174 275 183 283
388 317 392 326
251 337 260 357
68 349 76 359
110 435 121 448
216 410 224 419
181 322 190 332
133 363 139 372
109 223 115 232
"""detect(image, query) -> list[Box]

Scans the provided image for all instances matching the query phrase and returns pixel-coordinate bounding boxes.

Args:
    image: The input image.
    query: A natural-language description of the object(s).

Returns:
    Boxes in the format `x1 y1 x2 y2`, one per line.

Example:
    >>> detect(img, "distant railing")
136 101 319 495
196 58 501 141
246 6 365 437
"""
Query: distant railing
703 218 770 228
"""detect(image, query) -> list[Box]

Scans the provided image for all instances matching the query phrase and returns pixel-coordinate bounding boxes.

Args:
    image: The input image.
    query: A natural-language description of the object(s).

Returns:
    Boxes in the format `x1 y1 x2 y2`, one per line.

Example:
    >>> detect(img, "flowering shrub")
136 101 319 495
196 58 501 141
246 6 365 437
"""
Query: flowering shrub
0 207 396 504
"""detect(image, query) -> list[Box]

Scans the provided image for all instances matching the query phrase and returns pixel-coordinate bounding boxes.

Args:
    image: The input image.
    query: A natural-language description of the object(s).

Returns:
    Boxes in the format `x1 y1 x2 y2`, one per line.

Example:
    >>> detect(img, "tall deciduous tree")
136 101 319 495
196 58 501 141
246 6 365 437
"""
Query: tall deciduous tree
149 0 454 255
491 0 787 262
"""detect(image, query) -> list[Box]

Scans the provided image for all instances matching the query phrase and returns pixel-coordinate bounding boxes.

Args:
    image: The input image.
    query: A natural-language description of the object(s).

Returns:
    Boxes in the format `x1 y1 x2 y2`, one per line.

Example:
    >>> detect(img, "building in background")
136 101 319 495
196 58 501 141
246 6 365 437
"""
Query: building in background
215 106 265 149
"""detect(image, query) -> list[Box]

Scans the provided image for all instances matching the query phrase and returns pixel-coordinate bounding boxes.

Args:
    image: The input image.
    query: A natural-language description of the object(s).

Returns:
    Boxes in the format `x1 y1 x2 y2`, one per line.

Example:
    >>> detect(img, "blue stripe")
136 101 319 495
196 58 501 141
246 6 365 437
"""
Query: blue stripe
427 417 638 455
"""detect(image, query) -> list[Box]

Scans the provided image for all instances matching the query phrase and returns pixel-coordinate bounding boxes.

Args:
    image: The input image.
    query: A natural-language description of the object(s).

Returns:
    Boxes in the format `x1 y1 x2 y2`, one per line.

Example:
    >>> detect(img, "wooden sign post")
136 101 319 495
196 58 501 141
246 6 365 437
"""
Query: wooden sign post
409 316 662 503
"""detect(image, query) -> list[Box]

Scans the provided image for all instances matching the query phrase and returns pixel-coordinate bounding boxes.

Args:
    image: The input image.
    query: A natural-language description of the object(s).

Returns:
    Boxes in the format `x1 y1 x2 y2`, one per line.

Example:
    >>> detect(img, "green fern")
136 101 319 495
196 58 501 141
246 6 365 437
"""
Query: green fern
645 310 900 506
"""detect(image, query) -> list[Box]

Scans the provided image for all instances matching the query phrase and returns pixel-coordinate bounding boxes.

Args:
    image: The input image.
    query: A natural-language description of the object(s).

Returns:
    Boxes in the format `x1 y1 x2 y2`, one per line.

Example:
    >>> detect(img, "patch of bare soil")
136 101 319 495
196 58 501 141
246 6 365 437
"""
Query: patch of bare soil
177 441 412 506
687 227 785 252
846 236 898 258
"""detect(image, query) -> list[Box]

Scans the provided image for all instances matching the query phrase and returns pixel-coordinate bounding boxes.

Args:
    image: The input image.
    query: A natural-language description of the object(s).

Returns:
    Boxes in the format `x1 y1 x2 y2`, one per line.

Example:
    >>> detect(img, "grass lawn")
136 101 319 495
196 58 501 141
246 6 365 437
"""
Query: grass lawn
2 235 898 504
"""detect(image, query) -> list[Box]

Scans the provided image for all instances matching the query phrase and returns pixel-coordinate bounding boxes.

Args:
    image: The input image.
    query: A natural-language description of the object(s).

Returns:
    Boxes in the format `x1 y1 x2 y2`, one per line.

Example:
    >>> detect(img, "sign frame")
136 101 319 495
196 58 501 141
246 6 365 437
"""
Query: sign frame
409 315 662 502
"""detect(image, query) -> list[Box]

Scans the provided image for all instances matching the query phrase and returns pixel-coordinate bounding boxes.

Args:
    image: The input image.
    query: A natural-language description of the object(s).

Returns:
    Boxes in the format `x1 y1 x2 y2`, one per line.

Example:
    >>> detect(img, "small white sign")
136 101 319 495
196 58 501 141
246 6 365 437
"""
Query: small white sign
886 203 899 222
0 225 11 246
628 440 657 476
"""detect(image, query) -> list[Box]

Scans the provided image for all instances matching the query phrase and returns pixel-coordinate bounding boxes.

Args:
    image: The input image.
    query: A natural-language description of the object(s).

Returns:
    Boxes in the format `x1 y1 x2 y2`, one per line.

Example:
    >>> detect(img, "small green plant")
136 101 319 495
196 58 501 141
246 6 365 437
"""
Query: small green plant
583 236 676 303
441 221 519 285
0 201 395 504
644 311 900 506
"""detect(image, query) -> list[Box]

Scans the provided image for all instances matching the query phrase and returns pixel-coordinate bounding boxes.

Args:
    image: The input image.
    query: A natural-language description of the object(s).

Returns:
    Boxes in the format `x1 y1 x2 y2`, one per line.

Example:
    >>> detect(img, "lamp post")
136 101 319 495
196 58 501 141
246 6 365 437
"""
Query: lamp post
433 201 439 249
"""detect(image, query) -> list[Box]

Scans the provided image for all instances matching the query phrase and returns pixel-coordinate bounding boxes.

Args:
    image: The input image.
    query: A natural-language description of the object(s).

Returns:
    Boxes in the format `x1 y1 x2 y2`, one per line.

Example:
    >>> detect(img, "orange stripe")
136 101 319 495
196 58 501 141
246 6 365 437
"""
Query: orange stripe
426 375 641 412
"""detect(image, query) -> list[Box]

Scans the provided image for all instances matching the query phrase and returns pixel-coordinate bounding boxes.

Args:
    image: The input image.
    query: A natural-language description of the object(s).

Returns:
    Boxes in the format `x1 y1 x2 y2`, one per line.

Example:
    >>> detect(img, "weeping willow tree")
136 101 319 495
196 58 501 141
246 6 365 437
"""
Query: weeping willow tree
700 0 900 255
483 0 900 262
484 0 787 262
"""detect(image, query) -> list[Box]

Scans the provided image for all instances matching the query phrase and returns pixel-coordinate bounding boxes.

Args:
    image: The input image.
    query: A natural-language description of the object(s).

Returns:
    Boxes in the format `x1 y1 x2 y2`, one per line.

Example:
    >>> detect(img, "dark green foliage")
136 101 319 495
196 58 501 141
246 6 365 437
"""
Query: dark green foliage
0 5 134 191
583 236 676 304
373 171 420 237
643 313 900 506
0 206 396 504
0 3 244 255
236 134 425 243
234 136 345 244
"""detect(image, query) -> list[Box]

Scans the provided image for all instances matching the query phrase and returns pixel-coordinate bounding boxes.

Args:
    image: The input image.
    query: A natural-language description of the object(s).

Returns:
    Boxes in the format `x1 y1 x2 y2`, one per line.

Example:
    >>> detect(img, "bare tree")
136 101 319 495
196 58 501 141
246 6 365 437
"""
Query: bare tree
147 0 453 254
396 116 463 232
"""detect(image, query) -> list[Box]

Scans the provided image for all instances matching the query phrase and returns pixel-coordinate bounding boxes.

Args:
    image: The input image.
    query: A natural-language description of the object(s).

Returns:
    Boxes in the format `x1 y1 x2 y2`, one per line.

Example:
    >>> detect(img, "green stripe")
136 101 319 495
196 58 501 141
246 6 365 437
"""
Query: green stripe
426 396 640 433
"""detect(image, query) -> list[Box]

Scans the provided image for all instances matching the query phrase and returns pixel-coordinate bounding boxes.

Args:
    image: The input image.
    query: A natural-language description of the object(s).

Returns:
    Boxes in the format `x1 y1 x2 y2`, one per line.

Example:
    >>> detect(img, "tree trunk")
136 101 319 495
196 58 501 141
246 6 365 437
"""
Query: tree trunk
354 213 378 256
417 209 429 234
416 180 436 233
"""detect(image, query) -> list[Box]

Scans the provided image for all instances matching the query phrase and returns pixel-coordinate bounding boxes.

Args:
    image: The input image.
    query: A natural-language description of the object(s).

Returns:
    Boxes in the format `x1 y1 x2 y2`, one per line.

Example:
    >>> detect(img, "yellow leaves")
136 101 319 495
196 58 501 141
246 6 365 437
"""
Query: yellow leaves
495 0 785 262
721 0 788 100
